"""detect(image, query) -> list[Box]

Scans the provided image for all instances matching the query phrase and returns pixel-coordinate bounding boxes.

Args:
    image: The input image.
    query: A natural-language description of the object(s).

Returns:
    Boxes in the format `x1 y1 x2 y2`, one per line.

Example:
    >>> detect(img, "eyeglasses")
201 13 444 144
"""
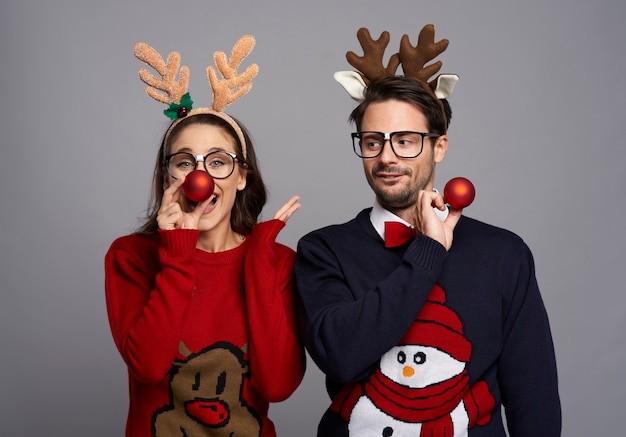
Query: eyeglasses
164 150 240 180
351 131 441 159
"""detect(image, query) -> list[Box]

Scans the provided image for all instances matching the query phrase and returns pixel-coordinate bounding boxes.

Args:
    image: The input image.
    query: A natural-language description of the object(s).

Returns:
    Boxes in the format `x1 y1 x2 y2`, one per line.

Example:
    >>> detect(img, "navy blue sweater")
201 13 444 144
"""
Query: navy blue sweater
295 208 561 436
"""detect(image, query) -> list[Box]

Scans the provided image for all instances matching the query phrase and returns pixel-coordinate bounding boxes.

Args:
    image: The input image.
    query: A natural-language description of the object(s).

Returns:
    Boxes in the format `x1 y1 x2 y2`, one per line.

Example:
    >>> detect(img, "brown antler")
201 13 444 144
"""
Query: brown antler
134 42 190 105
207 35 259 112
398 24 449 86
346 28 401 84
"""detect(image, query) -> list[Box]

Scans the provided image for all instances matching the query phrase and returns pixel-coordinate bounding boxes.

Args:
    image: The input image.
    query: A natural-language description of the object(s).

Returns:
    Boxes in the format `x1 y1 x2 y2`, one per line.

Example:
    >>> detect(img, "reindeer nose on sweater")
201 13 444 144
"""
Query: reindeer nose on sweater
185 399 230 426
402 366 415 378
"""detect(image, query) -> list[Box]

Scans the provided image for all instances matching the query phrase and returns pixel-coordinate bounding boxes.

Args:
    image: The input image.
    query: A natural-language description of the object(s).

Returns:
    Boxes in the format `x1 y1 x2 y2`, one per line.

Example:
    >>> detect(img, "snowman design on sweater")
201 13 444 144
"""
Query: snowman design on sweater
331 285 495 436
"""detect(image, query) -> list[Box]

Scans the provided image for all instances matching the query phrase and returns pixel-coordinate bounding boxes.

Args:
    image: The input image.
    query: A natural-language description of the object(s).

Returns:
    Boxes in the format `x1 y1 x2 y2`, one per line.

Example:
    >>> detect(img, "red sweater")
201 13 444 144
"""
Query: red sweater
105 220 305 437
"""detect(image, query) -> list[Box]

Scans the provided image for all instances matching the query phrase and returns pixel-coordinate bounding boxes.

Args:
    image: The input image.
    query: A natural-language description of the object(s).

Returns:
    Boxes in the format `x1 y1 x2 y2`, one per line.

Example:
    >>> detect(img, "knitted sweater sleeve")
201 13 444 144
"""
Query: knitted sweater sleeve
104 230 199 384
498 242 562 435
243 220 306 402
295 230 447 383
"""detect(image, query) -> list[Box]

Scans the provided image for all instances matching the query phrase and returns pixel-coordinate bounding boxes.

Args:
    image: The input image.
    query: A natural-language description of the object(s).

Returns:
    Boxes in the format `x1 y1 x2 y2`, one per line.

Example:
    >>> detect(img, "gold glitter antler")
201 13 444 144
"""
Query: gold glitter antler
398 24 449 89
346 28 401 85
207 35 259 112
134 42 190 105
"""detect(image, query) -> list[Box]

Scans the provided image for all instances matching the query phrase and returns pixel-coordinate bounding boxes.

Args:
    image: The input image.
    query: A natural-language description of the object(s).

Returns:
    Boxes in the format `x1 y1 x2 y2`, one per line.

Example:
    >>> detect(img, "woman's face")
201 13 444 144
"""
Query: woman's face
165 123 246 233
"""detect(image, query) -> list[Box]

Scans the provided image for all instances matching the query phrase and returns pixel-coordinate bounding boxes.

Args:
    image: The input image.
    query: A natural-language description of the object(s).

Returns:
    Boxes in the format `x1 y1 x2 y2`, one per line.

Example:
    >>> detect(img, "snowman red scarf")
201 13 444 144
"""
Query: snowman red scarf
368 367 468 425
371 368 470 435
332 368 493 435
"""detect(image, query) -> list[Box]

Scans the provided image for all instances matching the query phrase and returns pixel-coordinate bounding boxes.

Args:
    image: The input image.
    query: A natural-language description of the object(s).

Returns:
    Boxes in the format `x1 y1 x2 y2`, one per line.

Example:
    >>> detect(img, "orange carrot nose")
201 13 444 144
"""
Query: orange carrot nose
402 366 415 378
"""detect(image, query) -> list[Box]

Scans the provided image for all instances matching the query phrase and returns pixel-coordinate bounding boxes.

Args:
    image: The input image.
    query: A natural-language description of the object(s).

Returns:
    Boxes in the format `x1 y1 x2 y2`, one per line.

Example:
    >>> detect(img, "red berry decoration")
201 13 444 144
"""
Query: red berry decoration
444 177 476 209
183 170 215 202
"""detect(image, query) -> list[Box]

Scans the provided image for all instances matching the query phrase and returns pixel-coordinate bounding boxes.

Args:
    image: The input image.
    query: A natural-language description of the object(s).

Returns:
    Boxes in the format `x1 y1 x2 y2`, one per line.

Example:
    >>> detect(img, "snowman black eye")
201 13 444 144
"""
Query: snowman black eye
413 351 426 365
397 351 406 364
382 426 394 436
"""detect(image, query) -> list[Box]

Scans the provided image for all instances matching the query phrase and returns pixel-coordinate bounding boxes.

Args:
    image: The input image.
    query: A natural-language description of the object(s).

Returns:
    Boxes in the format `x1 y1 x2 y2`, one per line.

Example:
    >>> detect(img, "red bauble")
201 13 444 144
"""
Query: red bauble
444 177 476 209
183 170 215 202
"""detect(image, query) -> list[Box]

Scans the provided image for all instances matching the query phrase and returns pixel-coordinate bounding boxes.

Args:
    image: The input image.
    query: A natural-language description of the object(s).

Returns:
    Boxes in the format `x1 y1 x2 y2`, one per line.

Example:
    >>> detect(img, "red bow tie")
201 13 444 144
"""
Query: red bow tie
384 221 417 248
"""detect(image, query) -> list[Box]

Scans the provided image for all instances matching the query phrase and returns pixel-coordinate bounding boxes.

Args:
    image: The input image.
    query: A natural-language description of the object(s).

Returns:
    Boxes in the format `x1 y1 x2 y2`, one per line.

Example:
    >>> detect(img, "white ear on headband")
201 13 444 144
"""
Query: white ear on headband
333 71 367 101
433 74 459 99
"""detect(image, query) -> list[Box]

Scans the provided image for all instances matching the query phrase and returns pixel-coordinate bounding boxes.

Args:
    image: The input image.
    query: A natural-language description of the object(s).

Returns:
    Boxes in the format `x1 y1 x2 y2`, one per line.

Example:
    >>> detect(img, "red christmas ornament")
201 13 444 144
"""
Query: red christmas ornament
183 170 215 202
444 177 475 209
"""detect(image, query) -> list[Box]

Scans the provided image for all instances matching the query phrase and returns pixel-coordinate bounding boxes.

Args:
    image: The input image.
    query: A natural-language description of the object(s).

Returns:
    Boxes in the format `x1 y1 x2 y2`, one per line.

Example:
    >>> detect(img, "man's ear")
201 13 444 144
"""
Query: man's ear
434 135 448 164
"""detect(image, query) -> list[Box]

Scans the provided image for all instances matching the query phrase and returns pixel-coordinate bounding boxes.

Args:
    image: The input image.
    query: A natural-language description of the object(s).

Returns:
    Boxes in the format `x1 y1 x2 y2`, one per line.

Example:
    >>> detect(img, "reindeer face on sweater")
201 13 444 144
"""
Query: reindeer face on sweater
153 342 261 437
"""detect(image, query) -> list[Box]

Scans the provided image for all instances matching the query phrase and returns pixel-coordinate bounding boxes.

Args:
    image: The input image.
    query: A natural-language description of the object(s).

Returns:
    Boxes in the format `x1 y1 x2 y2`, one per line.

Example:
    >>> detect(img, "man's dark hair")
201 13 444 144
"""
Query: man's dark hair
349 76 452 135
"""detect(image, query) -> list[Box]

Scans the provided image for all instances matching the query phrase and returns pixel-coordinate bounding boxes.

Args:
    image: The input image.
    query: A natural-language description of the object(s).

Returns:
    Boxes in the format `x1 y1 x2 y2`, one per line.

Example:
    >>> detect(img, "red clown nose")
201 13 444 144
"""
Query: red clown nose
183 170 215 202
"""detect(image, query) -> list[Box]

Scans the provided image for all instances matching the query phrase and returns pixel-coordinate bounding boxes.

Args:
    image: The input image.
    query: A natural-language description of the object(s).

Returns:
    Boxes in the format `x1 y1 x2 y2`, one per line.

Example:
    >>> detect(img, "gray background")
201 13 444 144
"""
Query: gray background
1 0 624 435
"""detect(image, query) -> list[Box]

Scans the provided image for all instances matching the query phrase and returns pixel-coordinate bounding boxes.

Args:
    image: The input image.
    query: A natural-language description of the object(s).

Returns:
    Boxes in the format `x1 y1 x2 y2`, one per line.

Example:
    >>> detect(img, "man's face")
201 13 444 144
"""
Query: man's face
360 99 448 212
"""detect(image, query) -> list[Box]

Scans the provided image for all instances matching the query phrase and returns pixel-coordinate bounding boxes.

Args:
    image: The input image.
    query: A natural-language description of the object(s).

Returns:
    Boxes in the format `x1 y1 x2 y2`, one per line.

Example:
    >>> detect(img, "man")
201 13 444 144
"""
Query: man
294 25 561 436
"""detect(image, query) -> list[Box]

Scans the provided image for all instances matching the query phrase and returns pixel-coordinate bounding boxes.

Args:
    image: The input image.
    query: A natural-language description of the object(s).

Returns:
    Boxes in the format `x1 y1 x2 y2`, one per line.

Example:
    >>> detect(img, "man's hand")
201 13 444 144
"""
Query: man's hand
413 190 462 250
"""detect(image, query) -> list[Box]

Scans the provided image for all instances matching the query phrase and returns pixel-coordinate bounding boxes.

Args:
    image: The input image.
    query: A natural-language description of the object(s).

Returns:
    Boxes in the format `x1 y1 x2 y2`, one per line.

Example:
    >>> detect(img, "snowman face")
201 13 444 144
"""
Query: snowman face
380 345 466 388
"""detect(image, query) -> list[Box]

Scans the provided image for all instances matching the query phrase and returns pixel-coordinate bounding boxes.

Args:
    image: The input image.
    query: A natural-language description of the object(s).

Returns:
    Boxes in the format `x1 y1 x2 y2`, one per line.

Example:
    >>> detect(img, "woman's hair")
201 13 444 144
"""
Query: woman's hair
349 76 452 136
135 113 267 235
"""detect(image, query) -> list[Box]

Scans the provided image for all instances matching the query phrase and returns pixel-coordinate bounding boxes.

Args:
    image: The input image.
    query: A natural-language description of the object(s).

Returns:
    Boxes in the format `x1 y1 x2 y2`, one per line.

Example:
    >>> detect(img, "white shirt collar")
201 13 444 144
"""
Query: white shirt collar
370 199 413 240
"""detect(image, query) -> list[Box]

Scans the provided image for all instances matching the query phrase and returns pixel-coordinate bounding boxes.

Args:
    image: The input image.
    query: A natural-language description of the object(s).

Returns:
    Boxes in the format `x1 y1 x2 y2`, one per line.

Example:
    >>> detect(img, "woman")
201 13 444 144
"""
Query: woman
105 37 305 437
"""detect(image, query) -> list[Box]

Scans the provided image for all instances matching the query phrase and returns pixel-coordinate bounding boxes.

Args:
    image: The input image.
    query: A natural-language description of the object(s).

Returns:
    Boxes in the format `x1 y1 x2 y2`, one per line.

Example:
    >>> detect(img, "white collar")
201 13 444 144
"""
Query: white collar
369 199 413 240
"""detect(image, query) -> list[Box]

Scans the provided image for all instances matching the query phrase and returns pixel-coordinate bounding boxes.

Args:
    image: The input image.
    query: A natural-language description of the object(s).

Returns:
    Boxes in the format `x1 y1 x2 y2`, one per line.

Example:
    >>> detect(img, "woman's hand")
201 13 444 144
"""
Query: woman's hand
273 196 301 223
157 177 211 230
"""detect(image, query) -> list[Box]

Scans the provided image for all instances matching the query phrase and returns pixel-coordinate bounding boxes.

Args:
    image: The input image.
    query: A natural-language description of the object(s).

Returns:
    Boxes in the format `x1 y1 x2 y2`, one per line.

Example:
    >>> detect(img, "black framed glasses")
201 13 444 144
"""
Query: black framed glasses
351 131 441 159
164 150 240 180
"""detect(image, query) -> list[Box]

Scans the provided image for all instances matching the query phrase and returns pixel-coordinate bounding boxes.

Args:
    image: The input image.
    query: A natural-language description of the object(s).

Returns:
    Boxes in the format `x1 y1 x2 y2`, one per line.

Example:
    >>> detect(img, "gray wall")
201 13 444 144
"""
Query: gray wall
1 0 624 435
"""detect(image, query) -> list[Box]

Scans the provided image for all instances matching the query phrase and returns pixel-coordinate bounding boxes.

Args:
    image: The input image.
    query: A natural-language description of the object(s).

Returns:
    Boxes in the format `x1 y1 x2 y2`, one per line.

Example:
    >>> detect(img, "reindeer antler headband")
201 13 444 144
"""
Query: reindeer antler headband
134 35 259 159
334 25 459 131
